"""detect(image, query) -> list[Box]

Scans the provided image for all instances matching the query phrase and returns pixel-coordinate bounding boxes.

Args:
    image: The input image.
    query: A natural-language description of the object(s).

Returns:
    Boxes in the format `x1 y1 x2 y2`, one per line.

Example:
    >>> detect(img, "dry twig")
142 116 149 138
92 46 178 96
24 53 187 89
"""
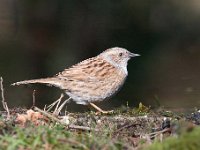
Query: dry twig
45 94 64 112
54 97 71 116
34 106 98 132
34 106 63 124
148 128 171 139
112 123 141 136
32 90 36 108
44 94 71 116
0 77 10 119
68 124 99 132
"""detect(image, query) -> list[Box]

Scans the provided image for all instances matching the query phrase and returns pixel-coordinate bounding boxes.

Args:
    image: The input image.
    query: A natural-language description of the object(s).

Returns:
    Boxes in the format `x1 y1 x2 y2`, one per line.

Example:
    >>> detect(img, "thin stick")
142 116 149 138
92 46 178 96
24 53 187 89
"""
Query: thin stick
34 106 98 132
32 90 36 107
53 94 65 113
54 97 71 116
148 128 171 138
34 106 65 124
0 77 6 109
0 77 10 119
112 123 141 136
45 94 64 112
68 124 99 132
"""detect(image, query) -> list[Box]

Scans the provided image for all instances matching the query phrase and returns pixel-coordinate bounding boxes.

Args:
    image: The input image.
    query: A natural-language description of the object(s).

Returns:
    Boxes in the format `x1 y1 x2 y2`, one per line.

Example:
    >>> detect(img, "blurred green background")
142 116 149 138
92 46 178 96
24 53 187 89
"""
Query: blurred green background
0 0 200 111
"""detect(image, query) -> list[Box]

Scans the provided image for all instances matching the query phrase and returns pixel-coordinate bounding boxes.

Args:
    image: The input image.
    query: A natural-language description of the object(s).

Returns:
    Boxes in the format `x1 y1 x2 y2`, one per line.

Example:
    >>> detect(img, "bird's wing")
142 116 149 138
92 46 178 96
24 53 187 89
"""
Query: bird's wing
56 57 116 82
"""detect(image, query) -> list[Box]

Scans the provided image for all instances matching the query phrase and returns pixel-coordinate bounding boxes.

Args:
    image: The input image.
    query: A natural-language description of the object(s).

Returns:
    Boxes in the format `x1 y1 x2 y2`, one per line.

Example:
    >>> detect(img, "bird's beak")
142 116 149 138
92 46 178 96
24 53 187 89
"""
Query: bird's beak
129 52 140 57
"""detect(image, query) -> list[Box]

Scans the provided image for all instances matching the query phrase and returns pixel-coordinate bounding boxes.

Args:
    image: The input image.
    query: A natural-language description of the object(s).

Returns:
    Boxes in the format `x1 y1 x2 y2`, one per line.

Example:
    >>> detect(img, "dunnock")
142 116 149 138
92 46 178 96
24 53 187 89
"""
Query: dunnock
12 47 140 113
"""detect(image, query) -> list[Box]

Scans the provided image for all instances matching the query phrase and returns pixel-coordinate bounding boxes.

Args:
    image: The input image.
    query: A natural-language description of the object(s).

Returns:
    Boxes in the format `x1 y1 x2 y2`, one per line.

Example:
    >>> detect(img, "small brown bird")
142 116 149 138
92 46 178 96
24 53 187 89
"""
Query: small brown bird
12 47 140 113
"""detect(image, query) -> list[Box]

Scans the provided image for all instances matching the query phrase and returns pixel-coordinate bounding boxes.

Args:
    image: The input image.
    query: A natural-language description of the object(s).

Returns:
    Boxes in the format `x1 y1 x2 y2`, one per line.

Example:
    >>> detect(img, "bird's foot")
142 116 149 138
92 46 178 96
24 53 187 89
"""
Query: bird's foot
89 102 114 115
95 110 114 115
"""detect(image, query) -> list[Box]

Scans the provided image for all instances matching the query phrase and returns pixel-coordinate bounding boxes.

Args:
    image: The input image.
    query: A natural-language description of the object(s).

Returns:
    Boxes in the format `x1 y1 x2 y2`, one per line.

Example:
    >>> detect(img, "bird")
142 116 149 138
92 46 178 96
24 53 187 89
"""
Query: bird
12 47 140 114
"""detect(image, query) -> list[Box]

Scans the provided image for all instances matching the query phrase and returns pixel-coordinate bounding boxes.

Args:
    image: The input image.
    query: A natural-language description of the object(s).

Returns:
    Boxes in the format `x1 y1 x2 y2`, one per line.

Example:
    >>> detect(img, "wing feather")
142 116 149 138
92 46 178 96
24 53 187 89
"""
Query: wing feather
56 57 116 82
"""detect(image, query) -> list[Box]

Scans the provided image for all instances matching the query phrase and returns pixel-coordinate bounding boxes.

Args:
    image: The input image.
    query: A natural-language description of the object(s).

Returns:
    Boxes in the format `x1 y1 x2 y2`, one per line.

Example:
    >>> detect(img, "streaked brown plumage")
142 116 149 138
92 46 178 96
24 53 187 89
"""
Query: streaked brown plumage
12 47 140 113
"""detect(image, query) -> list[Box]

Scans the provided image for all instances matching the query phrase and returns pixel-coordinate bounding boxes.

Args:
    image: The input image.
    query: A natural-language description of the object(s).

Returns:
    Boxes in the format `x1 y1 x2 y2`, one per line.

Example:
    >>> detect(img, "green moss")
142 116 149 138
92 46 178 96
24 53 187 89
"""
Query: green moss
0 120 132 150
112 102 150 116
146 127 200 150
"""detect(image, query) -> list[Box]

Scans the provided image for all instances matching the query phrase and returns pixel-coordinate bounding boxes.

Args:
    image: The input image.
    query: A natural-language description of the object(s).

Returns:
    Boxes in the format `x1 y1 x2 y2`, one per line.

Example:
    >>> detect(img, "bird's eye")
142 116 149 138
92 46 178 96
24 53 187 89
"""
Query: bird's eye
119 53 123 57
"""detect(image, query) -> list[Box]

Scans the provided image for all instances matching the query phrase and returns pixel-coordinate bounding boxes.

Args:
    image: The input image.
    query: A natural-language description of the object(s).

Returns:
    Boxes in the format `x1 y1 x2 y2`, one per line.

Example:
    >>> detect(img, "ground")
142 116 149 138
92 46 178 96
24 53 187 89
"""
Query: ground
0 103 200 150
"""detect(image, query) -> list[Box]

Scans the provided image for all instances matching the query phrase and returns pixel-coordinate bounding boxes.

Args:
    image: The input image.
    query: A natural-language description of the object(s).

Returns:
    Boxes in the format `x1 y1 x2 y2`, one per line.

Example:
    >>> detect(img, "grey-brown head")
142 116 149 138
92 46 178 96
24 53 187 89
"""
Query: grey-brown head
99 47 140 74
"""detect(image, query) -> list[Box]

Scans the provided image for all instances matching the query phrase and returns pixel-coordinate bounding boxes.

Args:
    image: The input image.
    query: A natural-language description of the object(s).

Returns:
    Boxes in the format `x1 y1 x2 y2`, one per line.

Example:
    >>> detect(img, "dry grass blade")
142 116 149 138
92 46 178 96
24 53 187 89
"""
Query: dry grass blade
53 97 71 116
44 94 71 116
45 94 64 112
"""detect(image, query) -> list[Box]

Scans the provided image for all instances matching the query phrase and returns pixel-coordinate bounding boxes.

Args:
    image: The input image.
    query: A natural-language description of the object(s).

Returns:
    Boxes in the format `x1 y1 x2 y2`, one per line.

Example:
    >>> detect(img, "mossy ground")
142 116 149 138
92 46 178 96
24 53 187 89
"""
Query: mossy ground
0 104 199 150
146 126 200 150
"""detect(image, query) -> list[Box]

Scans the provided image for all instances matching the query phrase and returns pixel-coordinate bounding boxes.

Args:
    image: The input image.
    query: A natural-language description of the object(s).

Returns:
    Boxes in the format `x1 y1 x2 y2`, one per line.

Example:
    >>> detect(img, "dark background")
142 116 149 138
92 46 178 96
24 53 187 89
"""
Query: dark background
0 0 200 111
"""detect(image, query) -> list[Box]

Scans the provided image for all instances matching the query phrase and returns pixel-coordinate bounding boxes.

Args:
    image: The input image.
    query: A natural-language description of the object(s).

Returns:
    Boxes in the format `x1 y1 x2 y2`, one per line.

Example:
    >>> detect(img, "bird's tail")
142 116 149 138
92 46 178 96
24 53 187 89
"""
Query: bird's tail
11 77 63 88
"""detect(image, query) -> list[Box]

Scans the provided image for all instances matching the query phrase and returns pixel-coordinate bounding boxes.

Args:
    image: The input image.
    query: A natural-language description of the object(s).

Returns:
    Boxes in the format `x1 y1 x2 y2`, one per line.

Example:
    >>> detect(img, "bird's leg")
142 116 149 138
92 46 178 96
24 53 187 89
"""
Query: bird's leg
89 103 113 114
